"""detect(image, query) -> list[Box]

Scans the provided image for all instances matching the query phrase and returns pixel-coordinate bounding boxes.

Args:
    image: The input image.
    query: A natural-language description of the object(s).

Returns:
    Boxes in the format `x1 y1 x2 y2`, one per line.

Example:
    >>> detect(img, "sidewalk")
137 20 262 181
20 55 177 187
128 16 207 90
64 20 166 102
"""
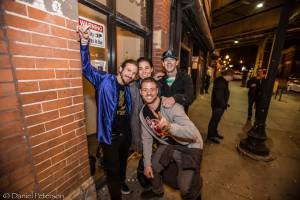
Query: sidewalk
97 81 300 200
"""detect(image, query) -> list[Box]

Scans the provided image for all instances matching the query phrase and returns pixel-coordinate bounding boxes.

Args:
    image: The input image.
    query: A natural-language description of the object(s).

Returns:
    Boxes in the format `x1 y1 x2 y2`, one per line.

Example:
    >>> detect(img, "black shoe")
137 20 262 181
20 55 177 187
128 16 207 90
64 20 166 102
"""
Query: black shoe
216 134 224 139
141 190 164 199
207 137 220 144
121 183 132 195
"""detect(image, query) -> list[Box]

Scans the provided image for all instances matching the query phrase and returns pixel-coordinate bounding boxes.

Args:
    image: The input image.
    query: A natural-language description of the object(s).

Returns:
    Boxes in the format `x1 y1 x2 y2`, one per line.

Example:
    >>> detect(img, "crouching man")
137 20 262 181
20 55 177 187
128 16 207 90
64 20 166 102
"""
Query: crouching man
139 77 203 200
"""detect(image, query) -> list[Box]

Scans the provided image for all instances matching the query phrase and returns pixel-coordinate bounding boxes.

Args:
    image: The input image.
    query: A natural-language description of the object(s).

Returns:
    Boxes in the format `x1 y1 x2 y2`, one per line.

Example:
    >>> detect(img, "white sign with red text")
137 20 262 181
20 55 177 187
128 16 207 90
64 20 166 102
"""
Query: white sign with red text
78 16 105 48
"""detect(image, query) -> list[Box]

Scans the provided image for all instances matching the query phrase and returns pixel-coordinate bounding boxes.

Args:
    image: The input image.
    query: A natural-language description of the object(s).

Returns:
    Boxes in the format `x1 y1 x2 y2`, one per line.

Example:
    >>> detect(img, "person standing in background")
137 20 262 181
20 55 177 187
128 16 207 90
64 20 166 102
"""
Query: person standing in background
207 69 234 144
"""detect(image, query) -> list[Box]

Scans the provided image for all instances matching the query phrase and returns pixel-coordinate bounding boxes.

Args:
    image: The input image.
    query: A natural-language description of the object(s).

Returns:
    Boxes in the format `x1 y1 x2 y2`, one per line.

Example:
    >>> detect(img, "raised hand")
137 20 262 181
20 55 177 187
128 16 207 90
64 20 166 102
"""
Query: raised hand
76 25 90 45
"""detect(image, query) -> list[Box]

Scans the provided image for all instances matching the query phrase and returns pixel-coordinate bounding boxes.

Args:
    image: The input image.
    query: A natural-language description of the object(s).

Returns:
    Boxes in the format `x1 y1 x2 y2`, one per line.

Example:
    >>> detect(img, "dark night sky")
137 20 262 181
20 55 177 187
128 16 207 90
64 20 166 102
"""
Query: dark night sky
220 45 258 70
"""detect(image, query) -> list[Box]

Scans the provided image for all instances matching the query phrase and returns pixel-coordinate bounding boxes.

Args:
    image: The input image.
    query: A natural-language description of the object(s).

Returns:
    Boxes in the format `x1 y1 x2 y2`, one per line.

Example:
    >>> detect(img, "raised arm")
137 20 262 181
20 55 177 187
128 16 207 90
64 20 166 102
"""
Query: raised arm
77 26 106 87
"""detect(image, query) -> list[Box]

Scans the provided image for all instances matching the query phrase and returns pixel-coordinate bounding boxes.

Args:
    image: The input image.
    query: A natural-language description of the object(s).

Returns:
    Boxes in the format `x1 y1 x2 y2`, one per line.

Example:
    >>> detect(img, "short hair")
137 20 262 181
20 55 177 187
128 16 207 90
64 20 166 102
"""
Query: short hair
121 59 138 69
221 69 234 76
137 57 153 68
140 77 159 88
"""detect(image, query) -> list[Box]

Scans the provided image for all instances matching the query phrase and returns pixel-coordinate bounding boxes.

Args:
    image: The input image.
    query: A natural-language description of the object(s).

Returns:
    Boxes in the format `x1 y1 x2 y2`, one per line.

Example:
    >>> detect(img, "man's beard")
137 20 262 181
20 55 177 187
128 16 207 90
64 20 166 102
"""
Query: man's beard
120 73 132 85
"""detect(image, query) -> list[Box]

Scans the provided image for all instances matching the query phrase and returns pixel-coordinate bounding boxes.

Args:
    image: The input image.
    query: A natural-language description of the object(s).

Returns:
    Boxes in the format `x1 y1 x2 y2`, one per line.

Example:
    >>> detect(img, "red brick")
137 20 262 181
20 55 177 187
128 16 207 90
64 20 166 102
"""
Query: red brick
51 146 77 165
0 134 25 152
23 103 42 116
0 55 11 68
9 164 32 182
30 128 62 146
69 60 81 68
0 83 16 96
39 174 54 189
55 69 81 78
7 173 34 192
36 58 68 69
28 7 65 27
0 69 13 82
35 159 51 174
31 131 75 156
0 110 21 124
45 115 74 131
18 81 39 92
12 56 35 68
0 95 18 111
70 79 82 87
16 69 55 80
6 28 31 43
10 43 53 58
59 104 83 117
33 144 65 165
0 175 9 189
0 41 8 53
73 96 83 104
0 121 23 140
21 91 57 104
3 1 27 16
32 33 67 48
52 48 69 59
67 40 79 50
27 124 45 137
68 50 81 59
19 183 35 193
62 120 84 134
51 26 75 39
4 13 50 34
75 126 86 136
66 19 77 30
58 88 82 98
42 98 72 112
25 110 59 126
0 152 30 174
39 79 70 90
74 111 84 121
37 160 66 182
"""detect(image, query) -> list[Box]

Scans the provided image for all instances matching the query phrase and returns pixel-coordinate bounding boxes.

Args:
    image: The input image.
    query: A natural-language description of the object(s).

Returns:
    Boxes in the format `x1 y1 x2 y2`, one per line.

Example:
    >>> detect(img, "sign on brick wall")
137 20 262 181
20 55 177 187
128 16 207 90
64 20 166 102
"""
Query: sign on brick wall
78 16 106 49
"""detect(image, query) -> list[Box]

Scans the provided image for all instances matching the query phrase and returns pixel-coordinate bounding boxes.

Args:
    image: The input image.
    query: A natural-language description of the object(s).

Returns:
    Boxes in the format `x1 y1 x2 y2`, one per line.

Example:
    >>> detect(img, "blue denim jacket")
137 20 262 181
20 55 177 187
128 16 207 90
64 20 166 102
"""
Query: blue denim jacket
80 45 132 144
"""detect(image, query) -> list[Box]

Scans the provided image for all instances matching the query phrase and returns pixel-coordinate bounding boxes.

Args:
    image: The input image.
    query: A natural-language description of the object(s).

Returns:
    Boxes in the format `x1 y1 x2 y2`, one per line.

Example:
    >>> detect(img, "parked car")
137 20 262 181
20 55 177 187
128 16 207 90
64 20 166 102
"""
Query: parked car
233 70 242 80
287 73 300 92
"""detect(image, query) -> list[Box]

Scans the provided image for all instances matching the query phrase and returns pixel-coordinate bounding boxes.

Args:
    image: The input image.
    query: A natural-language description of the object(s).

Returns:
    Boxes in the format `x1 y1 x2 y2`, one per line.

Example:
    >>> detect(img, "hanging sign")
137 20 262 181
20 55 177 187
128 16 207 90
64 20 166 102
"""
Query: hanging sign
78 16 105 48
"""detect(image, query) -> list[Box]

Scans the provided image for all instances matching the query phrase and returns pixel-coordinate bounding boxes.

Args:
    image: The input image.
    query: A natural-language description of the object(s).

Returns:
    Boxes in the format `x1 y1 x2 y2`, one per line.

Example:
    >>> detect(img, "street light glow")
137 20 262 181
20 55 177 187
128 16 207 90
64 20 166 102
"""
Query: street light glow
256 2 264 8
234 40 239 44
225 55 229 59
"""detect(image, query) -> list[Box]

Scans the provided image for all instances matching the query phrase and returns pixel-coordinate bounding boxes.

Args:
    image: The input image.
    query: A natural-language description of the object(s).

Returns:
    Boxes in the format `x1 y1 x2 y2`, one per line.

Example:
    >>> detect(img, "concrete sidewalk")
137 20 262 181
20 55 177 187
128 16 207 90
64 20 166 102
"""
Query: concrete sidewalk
97 81 300 200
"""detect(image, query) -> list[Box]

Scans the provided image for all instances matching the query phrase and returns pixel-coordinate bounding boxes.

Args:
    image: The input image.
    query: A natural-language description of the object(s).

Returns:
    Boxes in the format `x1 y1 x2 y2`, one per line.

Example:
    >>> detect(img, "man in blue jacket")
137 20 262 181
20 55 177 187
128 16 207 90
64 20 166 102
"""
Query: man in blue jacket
78 26 138 200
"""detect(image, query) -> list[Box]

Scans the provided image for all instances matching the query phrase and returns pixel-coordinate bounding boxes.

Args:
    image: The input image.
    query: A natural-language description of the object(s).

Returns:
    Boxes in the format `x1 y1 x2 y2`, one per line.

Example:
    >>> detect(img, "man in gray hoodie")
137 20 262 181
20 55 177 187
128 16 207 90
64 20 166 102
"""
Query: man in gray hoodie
139 77 203 200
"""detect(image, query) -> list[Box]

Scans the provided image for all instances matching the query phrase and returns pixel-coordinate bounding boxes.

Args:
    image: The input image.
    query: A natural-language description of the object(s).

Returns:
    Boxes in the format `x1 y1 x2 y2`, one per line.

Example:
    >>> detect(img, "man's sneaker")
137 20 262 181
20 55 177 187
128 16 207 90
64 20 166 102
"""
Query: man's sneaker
121 183 131 195
141 190 164 199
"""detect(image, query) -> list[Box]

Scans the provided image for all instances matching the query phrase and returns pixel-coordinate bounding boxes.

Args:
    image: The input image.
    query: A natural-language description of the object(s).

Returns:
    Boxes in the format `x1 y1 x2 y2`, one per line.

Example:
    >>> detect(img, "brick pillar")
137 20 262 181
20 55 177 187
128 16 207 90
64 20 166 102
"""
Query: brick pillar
0 1 93 198
152 0 171 70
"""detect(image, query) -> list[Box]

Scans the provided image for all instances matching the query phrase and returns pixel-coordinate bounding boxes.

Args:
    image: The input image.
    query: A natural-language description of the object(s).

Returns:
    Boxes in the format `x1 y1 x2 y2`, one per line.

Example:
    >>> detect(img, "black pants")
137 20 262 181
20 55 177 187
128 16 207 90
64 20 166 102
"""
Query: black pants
207 107 225 138
101 132 131 200
248 95 255 120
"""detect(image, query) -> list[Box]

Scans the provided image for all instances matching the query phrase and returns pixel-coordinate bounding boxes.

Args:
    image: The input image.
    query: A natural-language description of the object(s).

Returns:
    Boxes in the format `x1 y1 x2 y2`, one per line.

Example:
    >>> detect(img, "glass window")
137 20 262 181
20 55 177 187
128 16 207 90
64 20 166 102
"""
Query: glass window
116 27 144 68
96 0 107 6
116 0 147 27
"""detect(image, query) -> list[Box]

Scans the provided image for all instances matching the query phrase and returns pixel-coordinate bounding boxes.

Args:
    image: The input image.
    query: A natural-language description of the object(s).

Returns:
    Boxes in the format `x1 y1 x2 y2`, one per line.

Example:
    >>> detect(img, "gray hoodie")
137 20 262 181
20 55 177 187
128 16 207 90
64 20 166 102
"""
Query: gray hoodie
139 102 203 166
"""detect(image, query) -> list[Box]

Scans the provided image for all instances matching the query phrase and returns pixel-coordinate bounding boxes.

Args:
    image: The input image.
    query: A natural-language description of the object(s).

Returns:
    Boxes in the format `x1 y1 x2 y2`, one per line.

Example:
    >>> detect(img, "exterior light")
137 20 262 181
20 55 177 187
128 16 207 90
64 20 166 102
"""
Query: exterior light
234 40 239 44
256 2 264 8
240 60 243 64
225 55 229 59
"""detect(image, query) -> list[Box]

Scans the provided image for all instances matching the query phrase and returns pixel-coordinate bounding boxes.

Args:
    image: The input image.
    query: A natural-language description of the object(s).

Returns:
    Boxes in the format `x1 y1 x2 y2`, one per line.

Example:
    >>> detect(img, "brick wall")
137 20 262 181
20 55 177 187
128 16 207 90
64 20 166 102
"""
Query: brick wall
152 0 171 70
0 0 90 197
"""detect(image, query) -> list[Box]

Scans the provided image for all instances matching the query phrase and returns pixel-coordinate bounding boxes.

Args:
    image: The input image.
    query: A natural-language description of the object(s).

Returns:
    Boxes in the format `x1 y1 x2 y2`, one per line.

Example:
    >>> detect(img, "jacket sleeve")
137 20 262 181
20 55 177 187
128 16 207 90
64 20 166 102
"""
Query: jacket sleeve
173 75 195 106
213 81 227 108
168 104 199 142
140 111 154 167
247 77 255 88
80 44 107 88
